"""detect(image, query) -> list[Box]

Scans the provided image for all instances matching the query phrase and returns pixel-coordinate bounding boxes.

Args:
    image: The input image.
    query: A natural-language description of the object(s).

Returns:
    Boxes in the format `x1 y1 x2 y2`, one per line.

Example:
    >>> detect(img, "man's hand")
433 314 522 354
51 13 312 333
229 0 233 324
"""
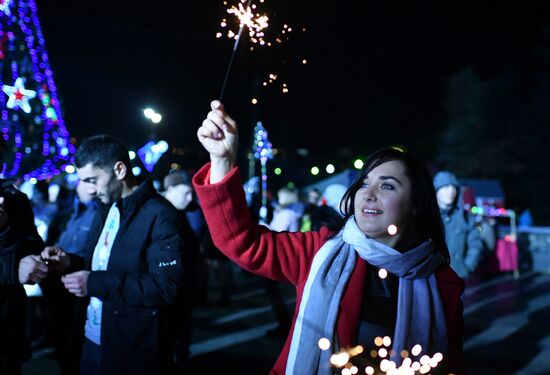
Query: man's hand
18 255 48 284
62 270 90 297
197 100 238 183
41 246 71 272
0 197 8 229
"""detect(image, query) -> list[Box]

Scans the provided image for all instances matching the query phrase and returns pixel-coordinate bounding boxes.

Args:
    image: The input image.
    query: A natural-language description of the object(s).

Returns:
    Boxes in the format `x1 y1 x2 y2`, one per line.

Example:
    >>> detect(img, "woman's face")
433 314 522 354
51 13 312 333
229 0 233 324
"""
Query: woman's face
353 160 413 246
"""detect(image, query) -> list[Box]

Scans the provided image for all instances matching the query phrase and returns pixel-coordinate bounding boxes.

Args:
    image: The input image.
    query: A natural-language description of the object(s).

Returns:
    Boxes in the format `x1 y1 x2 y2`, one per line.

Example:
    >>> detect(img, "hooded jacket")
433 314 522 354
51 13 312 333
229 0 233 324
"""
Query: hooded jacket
434 171 484 278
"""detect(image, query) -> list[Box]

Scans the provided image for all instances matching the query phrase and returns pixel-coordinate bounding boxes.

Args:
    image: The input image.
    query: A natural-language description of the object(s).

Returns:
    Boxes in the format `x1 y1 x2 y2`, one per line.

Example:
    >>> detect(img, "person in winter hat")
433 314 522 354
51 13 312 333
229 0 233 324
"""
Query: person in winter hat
433 171 484 279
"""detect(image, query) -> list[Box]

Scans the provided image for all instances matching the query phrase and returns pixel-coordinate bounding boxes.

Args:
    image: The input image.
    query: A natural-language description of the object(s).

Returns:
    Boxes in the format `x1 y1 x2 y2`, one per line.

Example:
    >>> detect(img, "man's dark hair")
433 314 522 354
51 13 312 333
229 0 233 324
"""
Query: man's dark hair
163 170 192 190
74 134 131 170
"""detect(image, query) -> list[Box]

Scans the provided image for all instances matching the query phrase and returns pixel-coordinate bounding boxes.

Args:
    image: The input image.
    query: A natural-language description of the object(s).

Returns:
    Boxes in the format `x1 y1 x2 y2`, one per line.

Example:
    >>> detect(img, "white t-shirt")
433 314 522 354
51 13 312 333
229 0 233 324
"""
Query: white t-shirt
84 202 120 345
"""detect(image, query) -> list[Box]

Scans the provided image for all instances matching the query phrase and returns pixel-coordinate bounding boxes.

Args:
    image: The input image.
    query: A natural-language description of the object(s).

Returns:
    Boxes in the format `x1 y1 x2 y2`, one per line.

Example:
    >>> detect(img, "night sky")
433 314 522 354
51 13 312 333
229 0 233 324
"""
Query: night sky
35 1 550 189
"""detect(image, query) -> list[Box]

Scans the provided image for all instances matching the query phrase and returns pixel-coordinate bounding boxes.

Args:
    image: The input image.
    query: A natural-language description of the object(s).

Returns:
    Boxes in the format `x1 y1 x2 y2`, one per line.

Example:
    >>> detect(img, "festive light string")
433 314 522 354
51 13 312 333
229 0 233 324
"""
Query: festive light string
252 121 273 223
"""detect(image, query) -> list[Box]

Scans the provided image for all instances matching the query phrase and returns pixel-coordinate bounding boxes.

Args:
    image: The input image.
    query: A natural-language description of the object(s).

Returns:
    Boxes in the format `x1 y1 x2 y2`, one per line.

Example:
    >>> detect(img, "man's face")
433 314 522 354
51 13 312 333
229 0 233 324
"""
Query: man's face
165 183 193 210
436 185 458 208
308 190 320 205
77 163 122 204
75 180 94 204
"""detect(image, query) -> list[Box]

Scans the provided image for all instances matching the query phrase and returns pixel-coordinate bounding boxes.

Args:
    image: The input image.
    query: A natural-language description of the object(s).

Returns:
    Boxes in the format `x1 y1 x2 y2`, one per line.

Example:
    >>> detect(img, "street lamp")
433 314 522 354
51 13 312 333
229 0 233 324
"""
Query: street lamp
150 113 162 124
143 108 162 123
143 107 162 140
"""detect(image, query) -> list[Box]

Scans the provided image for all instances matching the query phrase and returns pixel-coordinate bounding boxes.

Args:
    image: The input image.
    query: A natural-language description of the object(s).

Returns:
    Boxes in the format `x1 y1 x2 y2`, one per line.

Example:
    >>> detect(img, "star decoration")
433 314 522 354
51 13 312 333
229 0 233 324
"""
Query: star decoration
2 77 37 113
0 0 12 16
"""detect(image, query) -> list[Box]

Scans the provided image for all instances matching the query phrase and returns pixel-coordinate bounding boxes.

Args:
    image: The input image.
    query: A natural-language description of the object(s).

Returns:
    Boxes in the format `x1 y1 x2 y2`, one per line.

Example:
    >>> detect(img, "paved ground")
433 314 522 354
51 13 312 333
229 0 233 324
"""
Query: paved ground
23 266 550 374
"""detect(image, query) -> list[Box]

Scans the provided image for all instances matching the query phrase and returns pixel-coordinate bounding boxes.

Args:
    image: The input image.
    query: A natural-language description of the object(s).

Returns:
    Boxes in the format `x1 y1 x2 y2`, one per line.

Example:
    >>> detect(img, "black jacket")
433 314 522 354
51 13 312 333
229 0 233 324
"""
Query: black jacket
68 180 188 374
0 179 44 363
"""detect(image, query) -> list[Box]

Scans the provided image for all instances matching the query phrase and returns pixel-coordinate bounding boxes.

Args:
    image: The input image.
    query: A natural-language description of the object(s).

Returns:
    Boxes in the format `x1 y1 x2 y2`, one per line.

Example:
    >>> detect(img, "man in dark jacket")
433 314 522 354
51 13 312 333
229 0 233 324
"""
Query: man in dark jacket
41 134 188 375
433 171 484 279
0 137 46 374
162 170 201 371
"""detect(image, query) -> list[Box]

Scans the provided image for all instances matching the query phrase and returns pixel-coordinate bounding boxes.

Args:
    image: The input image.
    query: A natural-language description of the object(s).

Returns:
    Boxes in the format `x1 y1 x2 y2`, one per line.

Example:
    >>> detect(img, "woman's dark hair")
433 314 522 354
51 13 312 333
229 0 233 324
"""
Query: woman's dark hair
74 134 131 171
339 147 449 263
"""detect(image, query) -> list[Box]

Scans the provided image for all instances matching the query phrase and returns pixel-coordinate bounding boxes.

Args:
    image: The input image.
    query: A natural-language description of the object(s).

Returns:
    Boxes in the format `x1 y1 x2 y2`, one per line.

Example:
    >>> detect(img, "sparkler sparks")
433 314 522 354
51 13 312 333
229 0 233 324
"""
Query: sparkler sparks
218 0 269 45
326 336 444 375
215 0 306 99
262 73 290 93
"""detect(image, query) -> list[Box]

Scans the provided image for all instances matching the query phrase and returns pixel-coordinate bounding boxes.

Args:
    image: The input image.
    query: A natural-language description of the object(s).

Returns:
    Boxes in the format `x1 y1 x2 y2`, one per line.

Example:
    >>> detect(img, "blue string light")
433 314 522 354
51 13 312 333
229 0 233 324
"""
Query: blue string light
252 121 273 222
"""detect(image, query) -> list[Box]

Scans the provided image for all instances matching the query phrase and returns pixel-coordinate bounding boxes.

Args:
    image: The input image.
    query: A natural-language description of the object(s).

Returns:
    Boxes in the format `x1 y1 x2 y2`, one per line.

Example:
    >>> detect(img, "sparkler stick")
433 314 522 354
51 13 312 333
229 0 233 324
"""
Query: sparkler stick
219 0 253 101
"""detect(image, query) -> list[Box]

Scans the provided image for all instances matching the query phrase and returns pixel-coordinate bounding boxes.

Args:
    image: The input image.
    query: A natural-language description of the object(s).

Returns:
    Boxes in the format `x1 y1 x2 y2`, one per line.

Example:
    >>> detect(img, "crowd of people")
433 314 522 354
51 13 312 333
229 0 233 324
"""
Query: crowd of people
0 100 513 375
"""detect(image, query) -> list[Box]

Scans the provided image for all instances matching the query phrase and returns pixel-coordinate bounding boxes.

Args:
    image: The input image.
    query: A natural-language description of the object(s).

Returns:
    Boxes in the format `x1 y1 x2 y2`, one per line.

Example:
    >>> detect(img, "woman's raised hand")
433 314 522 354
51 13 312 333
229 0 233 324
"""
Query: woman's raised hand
197 100 238 183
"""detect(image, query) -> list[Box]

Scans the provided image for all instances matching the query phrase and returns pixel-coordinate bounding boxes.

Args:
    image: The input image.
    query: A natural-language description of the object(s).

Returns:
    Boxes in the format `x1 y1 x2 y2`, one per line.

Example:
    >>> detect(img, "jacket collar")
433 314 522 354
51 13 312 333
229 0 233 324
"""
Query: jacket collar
117 179 156 217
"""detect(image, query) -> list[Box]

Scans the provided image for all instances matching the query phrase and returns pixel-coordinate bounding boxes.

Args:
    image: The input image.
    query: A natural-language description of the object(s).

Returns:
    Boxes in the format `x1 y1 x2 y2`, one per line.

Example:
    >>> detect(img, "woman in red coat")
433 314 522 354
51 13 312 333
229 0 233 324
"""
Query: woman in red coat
193 100 465 375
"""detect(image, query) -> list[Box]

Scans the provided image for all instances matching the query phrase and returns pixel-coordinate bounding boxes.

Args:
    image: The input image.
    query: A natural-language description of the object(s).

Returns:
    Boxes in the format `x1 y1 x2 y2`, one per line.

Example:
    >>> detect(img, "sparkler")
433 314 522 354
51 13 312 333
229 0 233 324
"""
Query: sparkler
216 1 302 97
218 0 269 101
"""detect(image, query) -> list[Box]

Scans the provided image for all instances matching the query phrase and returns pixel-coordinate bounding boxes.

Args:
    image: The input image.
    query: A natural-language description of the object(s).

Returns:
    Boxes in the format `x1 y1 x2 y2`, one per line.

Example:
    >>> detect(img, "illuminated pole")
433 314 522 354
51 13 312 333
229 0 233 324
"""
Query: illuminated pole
252 121 273 223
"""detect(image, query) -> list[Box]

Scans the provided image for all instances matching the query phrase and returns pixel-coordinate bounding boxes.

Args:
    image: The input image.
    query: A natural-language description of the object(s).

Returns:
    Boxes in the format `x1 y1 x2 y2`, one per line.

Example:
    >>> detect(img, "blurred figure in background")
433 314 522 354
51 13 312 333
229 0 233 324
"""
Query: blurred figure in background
163 170 233 307
309 205 345 232
473 215 499 278
0 136 45 375
270 186 302 233
518 208 533 228
321 183 347 217
44 181 77 247
40 181 99 374
162 169 202 371
265 186 302 338
433 171 484 279
303 185 346 233
299 188 321 232
28 180 58 241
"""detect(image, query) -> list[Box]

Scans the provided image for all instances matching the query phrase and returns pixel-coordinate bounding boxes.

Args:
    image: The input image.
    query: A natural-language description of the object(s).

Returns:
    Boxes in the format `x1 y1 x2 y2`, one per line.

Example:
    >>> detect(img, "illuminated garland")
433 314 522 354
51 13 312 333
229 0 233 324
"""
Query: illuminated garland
252 121 273 222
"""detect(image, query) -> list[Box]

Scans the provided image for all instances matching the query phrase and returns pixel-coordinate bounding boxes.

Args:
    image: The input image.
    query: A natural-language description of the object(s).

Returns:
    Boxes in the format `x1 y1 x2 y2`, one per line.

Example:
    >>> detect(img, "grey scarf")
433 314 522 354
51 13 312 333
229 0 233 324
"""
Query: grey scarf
286 217 447 374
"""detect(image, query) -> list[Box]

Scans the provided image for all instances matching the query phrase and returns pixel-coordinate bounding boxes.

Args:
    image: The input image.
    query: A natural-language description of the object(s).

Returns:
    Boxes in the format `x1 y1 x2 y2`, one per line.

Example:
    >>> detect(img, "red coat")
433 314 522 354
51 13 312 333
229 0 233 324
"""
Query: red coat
193 164 465 375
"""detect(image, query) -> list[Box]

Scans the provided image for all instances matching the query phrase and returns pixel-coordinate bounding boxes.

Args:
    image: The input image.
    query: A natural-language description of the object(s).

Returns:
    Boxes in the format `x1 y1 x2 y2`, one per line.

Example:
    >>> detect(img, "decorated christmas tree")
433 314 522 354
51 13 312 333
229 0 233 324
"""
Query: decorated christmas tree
0 0 74 181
